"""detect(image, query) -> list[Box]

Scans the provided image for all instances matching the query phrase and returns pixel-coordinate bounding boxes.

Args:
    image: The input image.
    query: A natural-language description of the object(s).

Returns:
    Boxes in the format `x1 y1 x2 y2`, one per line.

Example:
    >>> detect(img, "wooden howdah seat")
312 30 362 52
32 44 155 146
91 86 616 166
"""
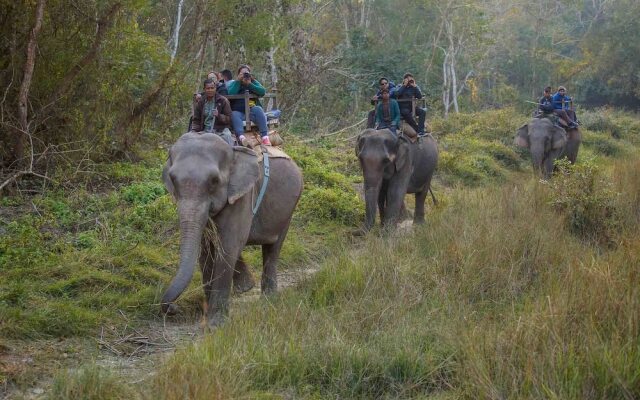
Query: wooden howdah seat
224 90 280 132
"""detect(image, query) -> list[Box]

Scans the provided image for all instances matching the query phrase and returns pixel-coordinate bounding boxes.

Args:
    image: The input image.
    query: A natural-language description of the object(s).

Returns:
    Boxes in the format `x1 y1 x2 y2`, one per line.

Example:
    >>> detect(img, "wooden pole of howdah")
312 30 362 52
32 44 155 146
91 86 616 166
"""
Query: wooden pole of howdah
224 92 279 133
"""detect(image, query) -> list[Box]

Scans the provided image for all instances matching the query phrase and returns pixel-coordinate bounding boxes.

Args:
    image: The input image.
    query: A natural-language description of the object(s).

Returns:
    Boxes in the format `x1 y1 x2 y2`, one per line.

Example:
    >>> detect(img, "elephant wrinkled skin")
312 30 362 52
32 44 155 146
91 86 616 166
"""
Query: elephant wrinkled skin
161 132 303 328
356 128 438 231
515 118 581 178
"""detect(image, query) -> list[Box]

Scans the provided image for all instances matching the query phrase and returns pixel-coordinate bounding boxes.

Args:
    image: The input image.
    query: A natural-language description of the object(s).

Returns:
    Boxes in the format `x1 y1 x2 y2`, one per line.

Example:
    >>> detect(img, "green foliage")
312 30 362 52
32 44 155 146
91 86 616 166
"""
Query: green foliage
121 181 166 205
431 108 526 185
547 158 622 246
286 139 364 226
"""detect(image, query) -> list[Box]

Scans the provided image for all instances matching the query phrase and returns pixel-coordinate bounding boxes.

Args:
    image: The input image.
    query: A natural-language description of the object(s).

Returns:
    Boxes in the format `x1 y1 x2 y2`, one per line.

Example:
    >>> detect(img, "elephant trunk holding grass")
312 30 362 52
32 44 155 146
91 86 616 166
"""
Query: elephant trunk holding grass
514 118 581 178
161 132 303 328
356 128 438 231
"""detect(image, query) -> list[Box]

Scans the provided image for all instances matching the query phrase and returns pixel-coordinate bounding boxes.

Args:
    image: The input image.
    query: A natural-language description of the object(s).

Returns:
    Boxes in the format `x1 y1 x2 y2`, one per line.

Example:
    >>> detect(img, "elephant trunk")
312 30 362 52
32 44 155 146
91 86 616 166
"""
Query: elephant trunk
530 144 545 176
363 171 383 231
161 200 209 313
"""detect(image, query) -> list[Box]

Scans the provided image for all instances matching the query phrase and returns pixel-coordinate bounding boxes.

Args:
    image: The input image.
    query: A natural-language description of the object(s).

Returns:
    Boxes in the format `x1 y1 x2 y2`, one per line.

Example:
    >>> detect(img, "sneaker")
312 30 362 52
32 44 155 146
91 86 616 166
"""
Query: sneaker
238 135 248 147
417 131 426 137
261 136 272 146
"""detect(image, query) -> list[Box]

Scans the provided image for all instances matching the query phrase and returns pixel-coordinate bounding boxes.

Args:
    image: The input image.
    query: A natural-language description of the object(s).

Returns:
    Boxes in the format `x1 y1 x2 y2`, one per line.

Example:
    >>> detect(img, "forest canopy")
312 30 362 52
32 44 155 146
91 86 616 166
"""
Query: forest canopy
1 0 639 167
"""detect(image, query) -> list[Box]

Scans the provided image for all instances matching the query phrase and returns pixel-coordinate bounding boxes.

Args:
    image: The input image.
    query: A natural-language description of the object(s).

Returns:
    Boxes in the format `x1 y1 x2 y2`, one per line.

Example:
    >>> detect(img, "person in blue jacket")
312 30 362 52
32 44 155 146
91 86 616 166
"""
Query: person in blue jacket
552 86 577 128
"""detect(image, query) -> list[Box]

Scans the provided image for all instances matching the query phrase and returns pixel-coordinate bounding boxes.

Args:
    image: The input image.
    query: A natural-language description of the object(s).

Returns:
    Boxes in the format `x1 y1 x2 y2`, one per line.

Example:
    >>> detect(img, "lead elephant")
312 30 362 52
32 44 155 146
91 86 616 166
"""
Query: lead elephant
356 129 438 231
515 118 581 179
161 132 303 328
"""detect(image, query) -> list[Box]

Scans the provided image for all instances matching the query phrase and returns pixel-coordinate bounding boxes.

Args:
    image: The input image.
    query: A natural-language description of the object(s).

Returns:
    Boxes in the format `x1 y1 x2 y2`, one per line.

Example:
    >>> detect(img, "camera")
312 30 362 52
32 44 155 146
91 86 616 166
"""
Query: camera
242 72 252 80
408 79 415 84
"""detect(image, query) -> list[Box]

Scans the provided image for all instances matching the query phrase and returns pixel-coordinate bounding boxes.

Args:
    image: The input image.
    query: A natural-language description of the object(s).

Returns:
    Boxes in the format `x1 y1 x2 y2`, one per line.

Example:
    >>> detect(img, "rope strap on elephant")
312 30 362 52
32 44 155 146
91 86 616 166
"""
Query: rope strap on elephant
252 149 270 215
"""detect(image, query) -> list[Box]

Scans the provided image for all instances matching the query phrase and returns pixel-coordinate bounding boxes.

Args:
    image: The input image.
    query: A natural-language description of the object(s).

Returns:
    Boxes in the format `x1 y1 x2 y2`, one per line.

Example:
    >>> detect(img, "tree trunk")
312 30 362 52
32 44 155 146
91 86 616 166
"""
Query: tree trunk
170 0 185 63
12 0 46 167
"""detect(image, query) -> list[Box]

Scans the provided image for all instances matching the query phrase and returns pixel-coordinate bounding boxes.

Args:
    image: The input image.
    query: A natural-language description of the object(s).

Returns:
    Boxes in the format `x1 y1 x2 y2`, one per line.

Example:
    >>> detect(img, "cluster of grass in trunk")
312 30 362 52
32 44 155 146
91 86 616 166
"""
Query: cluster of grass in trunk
95 158 638 399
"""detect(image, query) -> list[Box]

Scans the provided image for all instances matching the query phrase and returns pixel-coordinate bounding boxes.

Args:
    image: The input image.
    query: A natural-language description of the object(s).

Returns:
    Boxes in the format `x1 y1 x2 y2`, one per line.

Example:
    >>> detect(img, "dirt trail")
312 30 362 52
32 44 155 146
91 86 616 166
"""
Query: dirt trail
95 265 320 385
1 264 320 399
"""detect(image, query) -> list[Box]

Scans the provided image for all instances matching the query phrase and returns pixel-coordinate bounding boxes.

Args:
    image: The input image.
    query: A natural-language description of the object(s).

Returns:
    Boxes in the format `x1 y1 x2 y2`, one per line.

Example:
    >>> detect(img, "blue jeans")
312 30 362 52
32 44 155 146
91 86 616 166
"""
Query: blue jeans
232 106 268 138
376 122 397 136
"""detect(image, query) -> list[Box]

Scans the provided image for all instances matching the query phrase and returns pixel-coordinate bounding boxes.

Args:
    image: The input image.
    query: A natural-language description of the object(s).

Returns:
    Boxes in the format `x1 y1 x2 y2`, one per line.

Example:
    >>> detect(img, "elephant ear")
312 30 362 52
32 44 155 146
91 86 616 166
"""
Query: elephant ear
551 126 567 150
393 136 411 173
162 155 176 199
228 146 260 205
514 124 529 148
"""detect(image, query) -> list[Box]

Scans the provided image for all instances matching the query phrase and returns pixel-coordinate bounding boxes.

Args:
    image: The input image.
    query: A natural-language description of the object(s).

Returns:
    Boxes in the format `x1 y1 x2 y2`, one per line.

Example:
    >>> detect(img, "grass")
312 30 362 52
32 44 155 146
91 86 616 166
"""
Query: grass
2 108 639 397
128 156 639 399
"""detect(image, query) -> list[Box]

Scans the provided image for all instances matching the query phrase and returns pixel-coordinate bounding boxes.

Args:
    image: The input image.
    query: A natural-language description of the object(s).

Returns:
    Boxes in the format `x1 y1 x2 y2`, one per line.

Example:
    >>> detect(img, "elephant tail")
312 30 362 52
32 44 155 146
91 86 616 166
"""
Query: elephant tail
429 187 437 205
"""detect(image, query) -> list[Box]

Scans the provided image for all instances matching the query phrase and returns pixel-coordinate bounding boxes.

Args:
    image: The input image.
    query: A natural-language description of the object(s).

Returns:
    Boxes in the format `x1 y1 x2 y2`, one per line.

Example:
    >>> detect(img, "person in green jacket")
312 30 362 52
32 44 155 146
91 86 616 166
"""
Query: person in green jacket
375 88 400 135
226 64 271 145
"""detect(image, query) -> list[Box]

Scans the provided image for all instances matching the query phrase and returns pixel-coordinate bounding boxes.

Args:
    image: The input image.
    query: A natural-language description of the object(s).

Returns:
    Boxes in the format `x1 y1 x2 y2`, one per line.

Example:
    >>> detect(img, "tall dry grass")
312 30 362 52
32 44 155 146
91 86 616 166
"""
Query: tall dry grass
54 159 640 399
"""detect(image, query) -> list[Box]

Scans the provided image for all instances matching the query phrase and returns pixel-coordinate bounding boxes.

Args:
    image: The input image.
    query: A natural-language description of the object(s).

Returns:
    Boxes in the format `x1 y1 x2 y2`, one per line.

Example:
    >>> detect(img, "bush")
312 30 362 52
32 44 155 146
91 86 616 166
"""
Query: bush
547 158 622 246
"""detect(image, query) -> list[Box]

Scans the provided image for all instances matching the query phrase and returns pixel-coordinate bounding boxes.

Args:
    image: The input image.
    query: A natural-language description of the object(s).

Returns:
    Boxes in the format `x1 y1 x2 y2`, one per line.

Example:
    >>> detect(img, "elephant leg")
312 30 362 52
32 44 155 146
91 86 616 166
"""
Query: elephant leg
233 255 256 294
378 182 388 226
544 149 563 178
384 176 410 227
414 190 428 224
206 207 251 328
261 218 292 294
399 201 411 220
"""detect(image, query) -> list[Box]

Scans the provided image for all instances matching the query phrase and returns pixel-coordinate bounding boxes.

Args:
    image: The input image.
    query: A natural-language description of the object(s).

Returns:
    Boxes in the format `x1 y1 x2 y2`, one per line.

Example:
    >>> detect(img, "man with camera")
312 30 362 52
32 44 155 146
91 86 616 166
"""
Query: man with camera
226 64 271 146
395 72 426 136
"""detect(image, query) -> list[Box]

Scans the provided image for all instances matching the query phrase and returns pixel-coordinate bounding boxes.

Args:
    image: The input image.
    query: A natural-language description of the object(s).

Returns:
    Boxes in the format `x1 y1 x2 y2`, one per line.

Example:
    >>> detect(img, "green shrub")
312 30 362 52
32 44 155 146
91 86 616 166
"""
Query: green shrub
120 181 166 205
547 158 622 246
298 186 363 225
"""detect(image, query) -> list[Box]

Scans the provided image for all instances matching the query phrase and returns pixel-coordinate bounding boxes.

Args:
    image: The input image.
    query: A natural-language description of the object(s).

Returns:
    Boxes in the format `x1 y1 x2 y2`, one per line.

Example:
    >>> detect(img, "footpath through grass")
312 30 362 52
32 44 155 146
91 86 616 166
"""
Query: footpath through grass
1 108 639 398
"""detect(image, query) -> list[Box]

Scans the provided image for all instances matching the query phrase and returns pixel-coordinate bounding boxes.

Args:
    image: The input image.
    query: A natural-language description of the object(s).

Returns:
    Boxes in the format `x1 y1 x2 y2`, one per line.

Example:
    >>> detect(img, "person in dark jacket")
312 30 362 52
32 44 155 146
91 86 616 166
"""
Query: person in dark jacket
226 64 271 146
375 88 400 135
395 72 426 136
367 77 397 129
538 86 554 115
191 78 233 145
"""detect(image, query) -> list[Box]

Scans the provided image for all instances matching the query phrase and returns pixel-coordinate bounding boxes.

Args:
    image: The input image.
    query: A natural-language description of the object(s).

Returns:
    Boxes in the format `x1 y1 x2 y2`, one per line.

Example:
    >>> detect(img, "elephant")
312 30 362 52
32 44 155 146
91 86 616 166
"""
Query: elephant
161 132 303 328
355 128 438 231
514 118 581 178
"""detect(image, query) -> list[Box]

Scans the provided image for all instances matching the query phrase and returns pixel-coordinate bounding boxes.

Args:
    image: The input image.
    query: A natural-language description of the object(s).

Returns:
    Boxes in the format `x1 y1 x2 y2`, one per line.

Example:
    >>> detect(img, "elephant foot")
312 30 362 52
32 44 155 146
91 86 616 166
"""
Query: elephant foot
351 228 367 236
261 276 278 295
233 271 256 294
161 302 179 316
206 311 227 330
413 216 425 225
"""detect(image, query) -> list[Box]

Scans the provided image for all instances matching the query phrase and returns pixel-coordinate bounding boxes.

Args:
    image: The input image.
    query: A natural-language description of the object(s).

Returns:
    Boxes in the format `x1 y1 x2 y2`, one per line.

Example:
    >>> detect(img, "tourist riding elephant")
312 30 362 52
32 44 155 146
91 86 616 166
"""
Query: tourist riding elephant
355 128 438 231
514 118 581 178
161 132 303 328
